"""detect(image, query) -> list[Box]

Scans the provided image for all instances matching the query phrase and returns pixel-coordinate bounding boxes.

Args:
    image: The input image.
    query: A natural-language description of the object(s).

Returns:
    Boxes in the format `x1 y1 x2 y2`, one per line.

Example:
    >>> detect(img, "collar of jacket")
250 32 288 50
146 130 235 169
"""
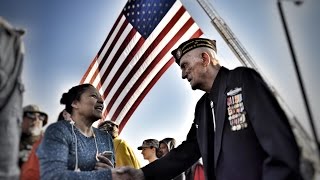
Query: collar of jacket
208 66 228 106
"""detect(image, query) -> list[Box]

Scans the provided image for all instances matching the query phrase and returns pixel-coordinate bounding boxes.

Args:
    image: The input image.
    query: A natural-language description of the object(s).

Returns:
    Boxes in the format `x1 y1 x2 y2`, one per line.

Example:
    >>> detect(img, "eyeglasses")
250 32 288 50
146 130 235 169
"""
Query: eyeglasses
24 112 47 121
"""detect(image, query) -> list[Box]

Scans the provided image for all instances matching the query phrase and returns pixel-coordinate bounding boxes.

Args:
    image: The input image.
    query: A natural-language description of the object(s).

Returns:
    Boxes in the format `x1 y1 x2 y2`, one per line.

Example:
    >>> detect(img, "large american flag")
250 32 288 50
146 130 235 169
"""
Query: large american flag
80 0 203 132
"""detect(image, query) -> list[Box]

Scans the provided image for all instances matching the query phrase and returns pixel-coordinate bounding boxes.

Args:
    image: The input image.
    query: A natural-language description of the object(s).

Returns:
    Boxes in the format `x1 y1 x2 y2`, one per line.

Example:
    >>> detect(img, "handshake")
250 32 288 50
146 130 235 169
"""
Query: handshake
111 167 145 180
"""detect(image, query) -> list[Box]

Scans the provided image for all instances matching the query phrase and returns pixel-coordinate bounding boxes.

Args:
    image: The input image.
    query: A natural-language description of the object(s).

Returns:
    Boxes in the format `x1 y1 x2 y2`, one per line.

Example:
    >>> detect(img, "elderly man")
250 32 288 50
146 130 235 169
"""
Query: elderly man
117 38 302 180
19 104 48 166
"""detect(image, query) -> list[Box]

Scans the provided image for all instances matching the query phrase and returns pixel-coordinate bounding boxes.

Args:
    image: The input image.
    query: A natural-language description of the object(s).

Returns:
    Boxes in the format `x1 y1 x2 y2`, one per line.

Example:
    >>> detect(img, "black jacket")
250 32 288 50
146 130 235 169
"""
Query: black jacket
142 67 301 180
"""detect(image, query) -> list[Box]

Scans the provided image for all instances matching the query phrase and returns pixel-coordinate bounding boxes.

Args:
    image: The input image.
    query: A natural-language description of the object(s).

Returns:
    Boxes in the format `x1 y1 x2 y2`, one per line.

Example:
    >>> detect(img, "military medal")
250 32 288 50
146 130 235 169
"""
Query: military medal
226 87 248 131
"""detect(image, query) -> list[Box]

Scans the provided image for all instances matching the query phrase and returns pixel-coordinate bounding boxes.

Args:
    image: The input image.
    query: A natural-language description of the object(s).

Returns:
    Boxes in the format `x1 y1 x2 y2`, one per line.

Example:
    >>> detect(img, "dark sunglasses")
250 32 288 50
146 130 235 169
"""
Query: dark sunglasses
99 123 118 132
24 112 47 121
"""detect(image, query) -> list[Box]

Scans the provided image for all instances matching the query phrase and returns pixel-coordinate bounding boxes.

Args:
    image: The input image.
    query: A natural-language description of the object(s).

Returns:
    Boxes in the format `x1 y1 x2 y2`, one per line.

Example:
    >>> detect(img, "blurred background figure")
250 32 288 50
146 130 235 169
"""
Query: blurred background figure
137 139 159 164
99 120 141 168
158 138 185 180
19 104 48 167
0 17 24 180
57 109 72 121
21 106 73 179
19 104 48 180
157 137 176 158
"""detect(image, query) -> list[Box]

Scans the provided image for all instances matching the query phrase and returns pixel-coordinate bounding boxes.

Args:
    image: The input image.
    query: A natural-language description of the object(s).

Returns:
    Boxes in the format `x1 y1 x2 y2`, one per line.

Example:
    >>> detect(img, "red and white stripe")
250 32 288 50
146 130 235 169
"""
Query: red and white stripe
80 0 203 132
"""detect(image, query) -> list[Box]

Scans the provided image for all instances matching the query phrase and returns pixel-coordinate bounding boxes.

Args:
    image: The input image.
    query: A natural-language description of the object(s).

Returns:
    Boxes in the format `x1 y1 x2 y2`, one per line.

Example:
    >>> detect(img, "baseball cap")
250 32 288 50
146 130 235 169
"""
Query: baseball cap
137 139 159 150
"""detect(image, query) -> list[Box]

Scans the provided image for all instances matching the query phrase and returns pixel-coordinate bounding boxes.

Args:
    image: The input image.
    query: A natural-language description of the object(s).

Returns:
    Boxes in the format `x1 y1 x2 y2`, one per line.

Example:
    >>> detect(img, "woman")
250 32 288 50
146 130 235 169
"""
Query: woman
37 84 114 179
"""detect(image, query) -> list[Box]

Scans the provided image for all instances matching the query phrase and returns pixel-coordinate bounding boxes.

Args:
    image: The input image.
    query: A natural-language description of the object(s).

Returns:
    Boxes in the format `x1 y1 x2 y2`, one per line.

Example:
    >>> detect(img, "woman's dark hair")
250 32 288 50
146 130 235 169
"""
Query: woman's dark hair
57 110 64 121
60 83 94 114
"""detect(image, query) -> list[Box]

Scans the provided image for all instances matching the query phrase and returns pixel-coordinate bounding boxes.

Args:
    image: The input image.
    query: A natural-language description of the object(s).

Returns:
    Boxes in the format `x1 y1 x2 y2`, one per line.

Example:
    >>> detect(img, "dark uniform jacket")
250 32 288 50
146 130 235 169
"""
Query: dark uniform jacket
142 67 301 180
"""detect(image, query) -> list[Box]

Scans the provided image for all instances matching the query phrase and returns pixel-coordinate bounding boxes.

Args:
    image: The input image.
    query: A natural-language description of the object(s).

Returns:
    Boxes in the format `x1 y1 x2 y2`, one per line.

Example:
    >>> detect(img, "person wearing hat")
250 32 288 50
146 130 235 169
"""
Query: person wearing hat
98 120 141 168
115 38 302 180
19 104 48 180
137 139 159 163
19 104 48 166
157 138 186 180
157 138 176 158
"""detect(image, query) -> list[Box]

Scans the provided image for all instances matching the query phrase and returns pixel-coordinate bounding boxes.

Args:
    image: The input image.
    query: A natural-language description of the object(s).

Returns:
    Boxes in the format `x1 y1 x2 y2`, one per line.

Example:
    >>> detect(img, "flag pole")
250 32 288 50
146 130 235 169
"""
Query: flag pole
277 0 320 155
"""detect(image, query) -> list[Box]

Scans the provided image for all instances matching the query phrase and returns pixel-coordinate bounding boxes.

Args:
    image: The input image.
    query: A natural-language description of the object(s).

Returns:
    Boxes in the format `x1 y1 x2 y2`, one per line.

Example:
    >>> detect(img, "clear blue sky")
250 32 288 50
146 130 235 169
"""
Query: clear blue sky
1 0 319 166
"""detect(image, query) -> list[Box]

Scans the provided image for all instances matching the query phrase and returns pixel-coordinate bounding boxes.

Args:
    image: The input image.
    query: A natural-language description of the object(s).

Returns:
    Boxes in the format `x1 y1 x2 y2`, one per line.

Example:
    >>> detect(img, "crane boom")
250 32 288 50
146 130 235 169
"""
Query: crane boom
196 0 256 69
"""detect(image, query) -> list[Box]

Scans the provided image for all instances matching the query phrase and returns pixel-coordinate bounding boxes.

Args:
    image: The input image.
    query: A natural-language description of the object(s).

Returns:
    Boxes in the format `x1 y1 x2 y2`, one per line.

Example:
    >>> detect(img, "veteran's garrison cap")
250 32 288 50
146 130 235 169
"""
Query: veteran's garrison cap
171 38 216 65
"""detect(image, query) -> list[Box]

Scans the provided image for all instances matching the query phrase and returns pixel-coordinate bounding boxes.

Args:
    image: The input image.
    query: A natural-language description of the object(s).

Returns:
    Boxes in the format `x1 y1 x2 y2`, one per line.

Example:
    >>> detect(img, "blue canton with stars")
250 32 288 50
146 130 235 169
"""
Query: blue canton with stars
123 0 176 39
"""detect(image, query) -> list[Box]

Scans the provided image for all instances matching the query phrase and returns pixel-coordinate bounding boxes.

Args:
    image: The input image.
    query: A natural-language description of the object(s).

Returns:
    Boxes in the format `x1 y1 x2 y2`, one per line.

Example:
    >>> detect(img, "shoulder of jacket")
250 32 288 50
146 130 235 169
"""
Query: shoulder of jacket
232 67 258 75
114 138 126 144
228 67 260 83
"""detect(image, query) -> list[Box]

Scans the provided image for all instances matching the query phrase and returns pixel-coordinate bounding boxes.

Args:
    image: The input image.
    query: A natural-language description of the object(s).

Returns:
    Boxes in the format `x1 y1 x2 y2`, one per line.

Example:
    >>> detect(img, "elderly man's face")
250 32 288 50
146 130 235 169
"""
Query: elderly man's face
22 112 45 136
179 50 205 90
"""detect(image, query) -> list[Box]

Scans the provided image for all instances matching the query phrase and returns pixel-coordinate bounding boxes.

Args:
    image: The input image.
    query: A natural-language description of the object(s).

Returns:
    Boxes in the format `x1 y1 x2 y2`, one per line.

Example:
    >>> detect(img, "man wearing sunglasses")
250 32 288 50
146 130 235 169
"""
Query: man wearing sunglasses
19 104 48 180
98 120 141 169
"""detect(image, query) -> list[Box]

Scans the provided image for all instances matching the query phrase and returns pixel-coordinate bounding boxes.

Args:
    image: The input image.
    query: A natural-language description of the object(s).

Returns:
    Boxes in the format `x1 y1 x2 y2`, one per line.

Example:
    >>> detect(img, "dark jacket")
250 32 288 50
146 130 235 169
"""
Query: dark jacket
142 67 301 180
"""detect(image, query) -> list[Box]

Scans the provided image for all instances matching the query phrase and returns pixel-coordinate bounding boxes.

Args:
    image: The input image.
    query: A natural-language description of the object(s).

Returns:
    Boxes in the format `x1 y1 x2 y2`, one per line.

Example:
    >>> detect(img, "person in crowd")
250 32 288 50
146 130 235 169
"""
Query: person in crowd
57 109 72 121
137 139 159 163
158 138 185 180
115 38 302 180
157 138 176 158
98 120 140 168
19 104 48 166
36 83 118 179
19 104 48 180
21 107 73 180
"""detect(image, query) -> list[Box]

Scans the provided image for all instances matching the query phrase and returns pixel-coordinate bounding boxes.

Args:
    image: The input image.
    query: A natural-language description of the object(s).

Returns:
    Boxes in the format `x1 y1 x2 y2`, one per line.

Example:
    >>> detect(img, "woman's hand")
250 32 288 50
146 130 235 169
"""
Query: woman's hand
94 154 114 170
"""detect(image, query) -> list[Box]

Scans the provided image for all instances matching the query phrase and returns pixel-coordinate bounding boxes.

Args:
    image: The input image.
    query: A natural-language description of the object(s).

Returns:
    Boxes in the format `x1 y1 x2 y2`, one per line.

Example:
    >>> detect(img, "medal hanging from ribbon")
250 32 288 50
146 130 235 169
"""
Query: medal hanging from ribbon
226 87 248 131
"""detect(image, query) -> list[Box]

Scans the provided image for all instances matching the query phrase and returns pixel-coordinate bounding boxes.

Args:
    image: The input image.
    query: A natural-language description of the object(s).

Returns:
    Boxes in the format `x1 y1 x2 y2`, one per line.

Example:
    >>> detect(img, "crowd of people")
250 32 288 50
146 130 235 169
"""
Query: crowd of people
17 37 306 180
19 100 204 180
19 98 204 180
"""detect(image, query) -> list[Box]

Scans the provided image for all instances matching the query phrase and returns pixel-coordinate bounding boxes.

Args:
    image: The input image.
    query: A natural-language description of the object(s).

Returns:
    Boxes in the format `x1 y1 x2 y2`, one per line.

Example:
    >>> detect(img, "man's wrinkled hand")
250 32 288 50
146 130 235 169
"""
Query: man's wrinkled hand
112 167 145 180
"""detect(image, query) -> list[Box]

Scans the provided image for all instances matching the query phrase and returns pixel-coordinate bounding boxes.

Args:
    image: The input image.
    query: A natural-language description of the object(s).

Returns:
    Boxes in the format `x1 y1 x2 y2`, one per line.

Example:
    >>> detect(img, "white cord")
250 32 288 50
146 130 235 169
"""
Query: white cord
93 130 100 161
70 121 100 171
70 122 80 172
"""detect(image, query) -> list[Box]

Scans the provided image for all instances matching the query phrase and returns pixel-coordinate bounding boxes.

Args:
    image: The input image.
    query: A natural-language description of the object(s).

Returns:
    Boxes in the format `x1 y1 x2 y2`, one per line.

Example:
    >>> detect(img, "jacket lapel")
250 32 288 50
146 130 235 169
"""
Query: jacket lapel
197 97 210 162
213 68 228 168
197 96 215 179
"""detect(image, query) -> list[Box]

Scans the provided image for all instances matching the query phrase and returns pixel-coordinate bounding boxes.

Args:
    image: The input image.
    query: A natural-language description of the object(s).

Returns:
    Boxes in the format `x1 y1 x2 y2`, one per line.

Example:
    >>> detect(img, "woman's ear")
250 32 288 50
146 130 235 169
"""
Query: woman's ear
201 52 210 67
71 101 78 109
